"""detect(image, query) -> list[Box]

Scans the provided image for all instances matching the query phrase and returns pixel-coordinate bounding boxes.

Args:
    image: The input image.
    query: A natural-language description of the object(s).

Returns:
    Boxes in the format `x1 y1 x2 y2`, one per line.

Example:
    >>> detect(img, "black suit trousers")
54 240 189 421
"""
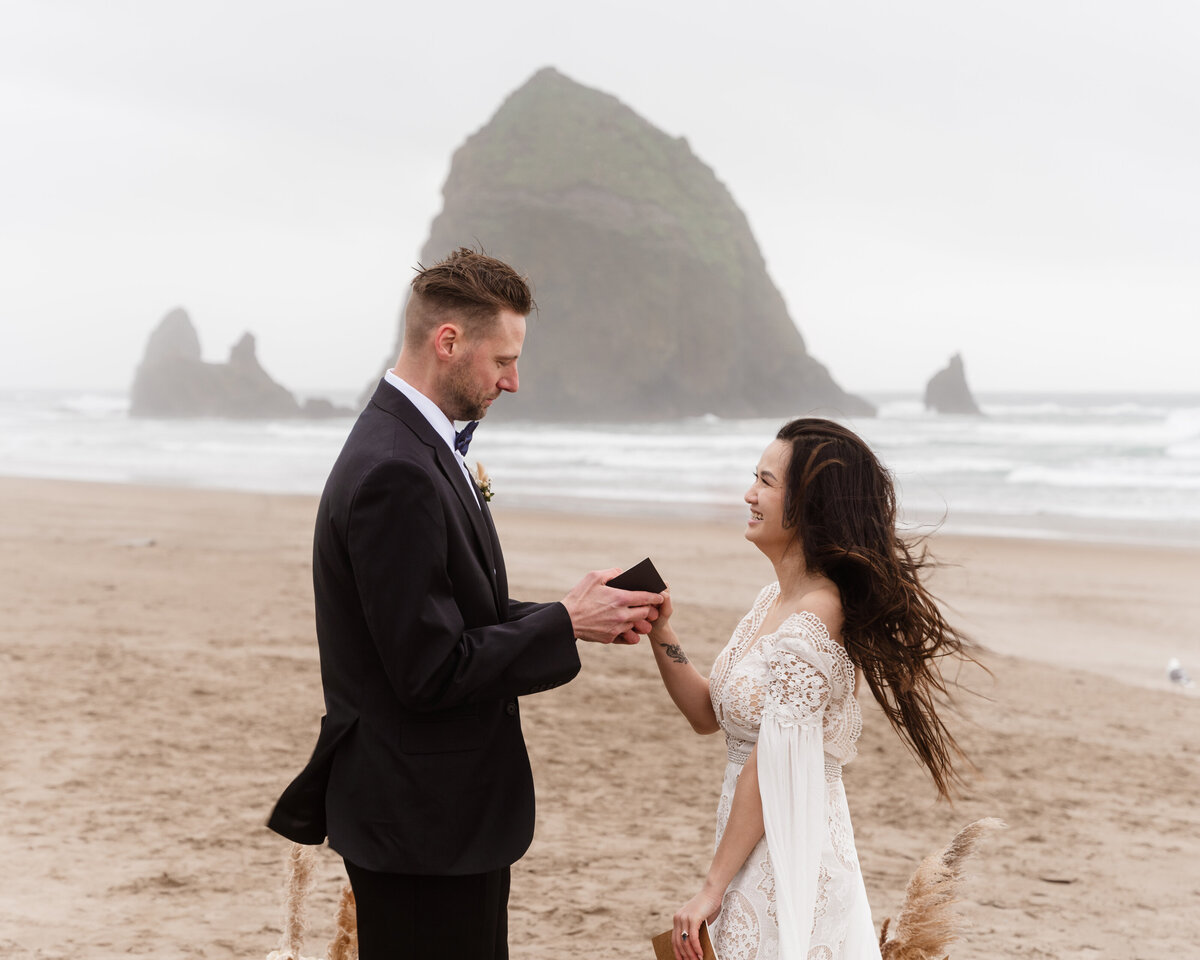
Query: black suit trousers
344 858 511 960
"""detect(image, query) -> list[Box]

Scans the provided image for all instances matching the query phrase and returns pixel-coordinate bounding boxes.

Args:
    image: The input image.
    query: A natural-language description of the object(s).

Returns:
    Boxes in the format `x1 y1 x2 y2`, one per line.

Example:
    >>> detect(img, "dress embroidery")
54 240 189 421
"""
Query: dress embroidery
707 583 879 960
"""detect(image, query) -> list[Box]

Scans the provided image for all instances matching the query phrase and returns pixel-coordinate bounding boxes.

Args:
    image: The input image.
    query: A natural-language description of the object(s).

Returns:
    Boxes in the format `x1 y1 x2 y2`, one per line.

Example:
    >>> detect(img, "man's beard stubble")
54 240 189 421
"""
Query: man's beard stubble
443 363 492 422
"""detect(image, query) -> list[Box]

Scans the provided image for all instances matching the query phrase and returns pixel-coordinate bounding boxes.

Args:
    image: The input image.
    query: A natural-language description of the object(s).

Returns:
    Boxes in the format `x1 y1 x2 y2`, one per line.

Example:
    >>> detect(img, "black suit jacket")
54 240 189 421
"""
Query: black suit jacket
268 381 580 875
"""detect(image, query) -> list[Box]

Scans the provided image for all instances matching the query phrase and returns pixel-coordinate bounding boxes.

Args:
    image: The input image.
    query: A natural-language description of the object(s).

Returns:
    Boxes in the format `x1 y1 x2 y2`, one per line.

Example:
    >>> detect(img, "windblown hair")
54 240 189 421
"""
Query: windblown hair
776 418 976 799
404 246 534 346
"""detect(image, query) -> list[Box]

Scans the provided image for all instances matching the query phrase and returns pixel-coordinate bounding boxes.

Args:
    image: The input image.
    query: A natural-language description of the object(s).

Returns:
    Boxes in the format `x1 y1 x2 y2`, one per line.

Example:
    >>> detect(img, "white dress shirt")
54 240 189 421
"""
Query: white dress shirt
383 370 480 506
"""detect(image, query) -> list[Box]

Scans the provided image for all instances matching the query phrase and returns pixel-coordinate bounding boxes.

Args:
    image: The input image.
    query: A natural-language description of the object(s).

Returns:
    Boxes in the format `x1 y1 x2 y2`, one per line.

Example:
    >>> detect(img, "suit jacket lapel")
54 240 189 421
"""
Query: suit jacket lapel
431 441 498 575
370 382 501 612
477 493 508 614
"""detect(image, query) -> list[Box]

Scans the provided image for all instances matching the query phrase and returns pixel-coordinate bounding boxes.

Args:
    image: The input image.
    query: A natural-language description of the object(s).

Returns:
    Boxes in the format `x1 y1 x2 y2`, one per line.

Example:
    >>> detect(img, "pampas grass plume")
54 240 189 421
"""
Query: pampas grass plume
264 845 357 960
326 883 358 960
264 842 321 960
879 818 1005 960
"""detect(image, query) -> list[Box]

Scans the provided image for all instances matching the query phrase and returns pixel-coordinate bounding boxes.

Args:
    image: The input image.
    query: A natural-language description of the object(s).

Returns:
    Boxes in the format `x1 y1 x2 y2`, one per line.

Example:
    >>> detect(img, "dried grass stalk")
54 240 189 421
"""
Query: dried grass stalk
280 842 318 960
879 817 1005 960
326 882 358 960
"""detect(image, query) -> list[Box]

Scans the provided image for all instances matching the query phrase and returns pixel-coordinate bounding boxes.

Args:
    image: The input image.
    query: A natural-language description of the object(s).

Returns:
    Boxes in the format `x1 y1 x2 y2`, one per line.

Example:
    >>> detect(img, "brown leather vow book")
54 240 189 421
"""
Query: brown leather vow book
651 921 716 960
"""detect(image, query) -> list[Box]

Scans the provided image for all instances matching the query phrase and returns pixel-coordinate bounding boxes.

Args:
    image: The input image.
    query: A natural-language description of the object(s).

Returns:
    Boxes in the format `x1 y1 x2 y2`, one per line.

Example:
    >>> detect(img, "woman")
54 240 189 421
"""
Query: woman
648 418 973 960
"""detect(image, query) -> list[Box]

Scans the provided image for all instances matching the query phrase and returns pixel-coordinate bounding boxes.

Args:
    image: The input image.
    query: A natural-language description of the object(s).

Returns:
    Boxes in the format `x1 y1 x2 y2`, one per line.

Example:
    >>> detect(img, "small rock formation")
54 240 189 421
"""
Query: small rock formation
141 306 202 365
130 308 352 419
392 67 873 421
924 353 983 415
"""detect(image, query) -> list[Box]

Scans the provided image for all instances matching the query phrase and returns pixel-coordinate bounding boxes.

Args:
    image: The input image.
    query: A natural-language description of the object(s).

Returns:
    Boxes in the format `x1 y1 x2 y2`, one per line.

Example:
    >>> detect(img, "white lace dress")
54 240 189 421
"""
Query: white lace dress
707 583 881 960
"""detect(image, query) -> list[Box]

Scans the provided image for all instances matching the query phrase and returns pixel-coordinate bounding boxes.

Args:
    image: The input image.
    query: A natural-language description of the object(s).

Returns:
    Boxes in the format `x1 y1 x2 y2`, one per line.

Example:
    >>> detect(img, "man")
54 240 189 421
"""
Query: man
268 247 661 959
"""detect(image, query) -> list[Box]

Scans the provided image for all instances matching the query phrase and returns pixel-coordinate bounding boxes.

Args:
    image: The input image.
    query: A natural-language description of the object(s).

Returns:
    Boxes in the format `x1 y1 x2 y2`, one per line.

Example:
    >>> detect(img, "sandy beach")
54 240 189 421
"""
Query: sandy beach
2 476 1198 960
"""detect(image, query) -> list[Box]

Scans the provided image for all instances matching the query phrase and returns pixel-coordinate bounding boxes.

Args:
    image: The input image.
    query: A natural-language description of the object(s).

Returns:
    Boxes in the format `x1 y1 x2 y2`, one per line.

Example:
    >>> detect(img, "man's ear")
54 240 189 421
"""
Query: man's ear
432 323 461 361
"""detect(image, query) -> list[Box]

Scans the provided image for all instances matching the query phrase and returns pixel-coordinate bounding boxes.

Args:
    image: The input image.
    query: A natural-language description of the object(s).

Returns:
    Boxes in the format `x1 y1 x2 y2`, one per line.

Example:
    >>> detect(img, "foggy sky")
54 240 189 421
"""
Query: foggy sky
2 0 1197 395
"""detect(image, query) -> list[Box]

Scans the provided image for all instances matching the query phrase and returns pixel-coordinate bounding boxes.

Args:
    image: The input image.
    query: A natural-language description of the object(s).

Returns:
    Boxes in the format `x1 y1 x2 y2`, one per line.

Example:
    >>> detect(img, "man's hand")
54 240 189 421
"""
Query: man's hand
561 568 664 644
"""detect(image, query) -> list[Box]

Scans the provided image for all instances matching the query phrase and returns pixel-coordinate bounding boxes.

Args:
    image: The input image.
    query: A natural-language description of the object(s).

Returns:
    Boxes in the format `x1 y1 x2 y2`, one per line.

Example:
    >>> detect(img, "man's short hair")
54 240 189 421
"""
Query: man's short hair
404 247 534 345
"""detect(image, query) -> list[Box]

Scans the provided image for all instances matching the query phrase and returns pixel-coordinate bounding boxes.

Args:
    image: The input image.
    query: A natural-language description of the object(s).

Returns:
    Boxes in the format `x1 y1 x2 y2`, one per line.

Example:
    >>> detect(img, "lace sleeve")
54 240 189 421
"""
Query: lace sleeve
764 615 834 728
757 613 835 959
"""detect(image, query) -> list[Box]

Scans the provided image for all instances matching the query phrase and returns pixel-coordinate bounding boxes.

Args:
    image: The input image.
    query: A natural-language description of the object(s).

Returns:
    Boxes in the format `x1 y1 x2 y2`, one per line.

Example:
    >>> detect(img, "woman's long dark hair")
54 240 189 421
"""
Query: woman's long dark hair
776 418 976 799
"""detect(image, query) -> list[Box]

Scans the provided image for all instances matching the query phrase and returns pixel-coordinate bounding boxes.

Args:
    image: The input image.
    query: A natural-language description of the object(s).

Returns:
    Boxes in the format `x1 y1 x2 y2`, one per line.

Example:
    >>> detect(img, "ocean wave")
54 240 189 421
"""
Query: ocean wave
874 400 928 419
980 401 1172 418
1005 464 1200 490
53 393 130 416
1166 438 1200 460
888 456 1018 475
5 390 1200 547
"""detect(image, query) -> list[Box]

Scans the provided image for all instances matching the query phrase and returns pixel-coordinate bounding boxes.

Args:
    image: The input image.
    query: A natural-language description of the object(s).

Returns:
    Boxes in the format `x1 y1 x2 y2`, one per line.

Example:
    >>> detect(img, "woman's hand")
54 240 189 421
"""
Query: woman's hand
645 583 720 733
648 586 674 637
673 885 722 960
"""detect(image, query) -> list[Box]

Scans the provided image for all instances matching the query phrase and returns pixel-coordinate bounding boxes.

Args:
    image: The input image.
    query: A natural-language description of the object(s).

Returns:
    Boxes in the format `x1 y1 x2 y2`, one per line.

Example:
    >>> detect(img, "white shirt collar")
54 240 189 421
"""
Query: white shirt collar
383 369 459 453
384 371 481 507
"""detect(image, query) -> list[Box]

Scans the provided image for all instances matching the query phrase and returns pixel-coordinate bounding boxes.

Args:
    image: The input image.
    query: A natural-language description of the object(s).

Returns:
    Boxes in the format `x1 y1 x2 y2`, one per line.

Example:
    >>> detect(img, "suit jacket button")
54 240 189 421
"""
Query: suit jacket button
505 701 517 716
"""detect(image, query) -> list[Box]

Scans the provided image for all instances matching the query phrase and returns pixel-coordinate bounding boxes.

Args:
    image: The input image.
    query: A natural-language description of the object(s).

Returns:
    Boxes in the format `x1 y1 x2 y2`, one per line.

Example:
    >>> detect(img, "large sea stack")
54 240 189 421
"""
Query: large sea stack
130 308 350 419
924 353 983 416
399 67 872 421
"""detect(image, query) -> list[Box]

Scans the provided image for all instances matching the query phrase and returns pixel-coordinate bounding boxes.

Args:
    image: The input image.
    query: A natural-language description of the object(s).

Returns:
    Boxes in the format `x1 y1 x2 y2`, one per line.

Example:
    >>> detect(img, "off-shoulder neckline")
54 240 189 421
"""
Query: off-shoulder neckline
749 583 851 665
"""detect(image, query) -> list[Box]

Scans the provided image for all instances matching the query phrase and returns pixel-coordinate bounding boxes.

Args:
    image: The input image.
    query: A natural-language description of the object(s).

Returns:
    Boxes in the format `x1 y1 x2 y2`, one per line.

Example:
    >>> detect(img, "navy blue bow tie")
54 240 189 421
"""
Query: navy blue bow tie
454 420 479 456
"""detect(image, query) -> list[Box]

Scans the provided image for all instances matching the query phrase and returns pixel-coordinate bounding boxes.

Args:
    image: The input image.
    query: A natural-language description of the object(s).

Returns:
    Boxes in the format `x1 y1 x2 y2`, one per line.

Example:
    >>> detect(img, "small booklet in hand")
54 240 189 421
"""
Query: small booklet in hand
651 921 716 960
606 557 667 593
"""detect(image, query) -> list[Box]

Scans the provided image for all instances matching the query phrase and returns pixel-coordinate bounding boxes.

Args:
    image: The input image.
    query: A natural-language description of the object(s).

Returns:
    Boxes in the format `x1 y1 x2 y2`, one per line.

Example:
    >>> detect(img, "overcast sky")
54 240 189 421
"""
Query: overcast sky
3 0 1197 395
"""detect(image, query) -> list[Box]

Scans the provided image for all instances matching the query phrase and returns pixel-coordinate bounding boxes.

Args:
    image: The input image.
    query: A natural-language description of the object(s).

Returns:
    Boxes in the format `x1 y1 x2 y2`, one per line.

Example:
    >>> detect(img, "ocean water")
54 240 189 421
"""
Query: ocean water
2 388 1199 547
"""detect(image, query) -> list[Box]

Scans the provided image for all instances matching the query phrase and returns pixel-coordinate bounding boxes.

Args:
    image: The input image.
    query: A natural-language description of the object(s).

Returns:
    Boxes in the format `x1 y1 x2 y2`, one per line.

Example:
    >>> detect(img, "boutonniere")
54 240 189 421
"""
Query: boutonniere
474 461 493 502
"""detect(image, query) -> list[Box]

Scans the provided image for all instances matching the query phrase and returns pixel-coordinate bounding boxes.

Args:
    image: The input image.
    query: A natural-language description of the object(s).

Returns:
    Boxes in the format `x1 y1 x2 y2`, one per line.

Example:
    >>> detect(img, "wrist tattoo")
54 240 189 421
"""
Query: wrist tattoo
658 640 689 664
